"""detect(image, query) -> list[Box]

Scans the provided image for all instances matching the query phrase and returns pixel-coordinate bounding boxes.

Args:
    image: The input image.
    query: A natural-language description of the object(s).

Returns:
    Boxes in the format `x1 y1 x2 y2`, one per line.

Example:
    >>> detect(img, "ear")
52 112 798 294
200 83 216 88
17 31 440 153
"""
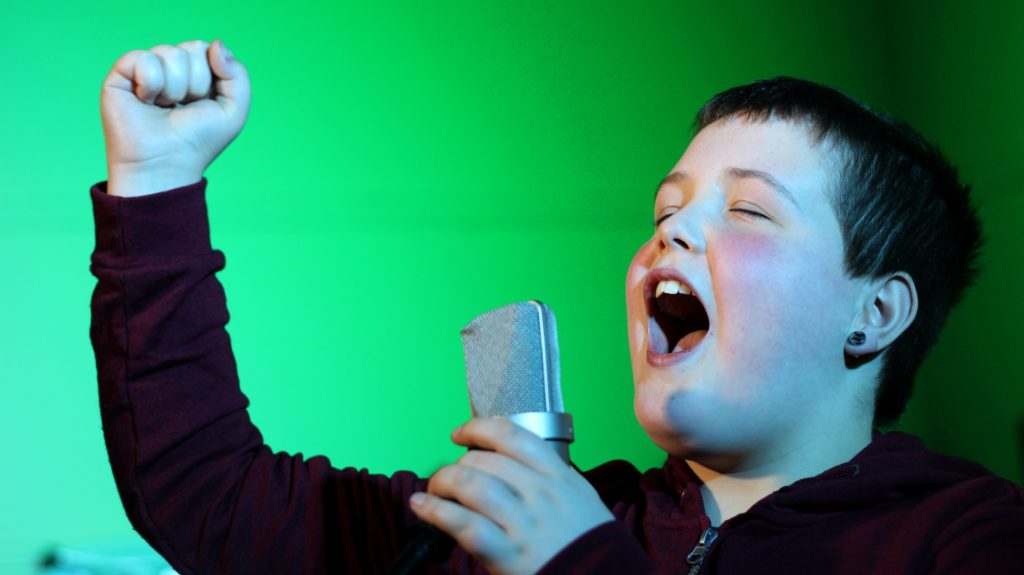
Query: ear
845 272 918 358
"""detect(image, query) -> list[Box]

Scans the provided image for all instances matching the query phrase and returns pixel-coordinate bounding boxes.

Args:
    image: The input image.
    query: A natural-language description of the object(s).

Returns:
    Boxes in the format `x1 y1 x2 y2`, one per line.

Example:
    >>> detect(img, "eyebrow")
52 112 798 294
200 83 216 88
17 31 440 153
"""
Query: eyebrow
725 167 799 207
654 172 689 197
655 168 800 208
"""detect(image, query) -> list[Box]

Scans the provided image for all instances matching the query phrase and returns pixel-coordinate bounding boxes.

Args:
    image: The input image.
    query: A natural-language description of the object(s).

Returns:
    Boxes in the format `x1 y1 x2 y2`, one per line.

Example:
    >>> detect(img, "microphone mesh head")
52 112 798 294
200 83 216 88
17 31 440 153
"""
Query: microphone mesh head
461 301 562 417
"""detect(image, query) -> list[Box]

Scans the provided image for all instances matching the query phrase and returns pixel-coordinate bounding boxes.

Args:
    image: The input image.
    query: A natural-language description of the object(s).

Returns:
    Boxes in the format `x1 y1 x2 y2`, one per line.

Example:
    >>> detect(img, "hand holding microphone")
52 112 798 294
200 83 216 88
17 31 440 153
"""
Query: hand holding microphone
412 418 613 575
402 302 614 575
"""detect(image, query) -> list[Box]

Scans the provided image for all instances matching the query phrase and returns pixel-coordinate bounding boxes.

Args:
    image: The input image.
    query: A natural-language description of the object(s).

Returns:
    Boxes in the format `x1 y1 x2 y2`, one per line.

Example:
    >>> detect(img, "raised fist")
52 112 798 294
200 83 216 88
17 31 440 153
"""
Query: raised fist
100 39 251 197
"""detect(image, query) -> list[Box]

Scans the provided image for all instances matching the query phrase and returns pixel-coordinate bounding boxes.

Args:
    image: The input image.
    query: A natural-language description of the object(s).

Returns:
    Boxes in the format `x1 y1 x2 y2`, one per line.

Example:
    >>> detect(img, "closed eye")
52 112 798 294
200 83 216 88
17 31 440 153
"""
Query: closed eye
654 211 676 227
729 207 770 220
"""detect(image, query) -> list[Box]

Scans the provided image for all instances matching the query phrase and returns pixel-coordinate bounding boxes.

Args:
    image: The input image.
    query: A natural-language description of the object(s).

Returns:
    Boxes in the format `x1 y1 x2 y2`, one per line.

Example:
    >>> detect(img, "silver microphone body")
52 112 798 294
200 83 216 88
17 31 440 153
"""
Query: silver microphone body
460 300 574 463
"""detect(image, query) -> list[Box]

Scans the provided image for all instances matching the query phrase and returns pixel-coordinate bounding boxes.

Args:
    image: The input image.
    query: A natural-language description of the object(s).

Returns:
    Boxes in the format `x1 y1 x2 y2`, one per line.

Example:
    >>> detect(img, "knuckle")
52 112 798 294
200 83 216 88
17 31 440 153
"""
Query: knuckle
189 51 212 71
504 421 534 443
473 480 509 507
152 45 187 65
136 51 160 67
147 44 174 57
429 464 461 490
460 449 484 467
453 465 479 489
133 54 163 86
425 473 442 493
121 49 146 61
491 416 516 433
536 486 561 508
441 462 464 480
456 522 488 550
178 39 210 51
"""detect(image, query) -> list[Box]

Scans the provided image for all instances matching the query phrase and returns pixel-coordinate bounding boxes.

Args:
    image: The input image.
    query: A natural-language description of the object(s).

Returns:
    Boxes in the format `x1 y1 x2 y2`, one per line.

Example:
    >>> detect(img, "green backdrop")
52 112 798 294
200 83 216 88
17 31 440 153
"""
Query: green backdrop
1 1 1020 572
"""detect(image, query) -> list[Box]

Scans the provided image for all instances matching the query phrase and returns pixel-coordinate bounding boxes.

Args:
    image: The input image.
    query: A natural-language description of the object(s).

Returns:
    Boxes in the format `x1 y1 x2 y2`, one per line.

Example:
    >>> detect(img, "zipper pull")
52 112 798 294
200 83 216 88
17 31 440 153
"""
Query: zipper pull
686 526 719 575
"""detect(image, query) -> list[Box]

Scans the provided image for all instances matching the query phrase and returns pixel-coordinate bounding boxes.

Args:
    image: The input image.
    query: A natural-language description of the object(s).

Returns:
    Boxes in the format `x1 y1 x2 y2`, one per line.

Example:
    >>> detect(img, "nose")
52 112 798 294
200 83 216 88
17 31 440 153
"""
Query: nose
656 204 706 253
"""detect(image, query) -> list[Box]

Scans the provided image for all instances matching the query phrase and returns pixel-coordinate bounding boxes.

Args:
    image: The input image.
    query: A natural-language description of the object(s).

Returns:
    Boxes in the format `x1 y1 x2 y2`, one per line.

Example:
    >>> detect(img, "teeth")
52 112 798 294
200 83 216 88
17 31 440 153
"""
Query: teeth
655 280 691 297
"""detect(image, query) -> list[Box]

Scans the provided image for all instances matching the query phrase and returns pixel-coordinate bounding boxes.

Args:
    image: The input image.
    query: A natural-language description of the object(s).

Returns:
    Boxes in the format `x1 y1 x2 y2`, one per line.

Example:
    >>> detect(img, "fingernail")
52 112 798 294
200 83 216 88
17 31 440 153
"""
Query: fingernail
451 424 464 438
410 492 426 507
221 40 235 61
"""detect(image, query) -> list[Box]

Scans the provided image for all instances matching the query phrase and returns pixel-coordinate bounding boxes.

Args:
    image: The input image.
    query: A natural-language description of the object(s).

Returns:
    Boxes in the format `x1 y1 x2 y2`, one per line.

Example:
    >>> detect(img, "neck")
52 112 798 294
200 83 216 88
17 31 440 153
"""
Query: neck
688 422 872 525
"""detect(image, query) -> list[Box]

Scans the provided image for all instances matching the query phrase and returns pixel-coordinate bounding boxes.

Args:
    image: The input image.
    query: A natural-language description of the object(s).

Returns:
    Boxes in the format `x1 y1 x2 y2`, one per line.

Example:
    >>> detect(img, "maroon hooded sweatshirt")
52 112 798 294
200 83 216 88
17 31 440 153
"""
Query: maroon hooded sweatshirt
89 178 1024 574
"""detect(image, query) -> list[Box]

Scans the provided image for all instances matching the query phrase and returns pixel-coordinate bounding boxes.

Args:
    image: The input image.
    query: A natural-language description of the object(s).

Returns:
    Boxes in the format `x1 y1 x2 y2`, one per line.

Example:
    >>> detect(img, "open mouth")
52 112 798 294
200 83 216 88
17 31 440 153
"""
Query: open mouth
646 274 710 357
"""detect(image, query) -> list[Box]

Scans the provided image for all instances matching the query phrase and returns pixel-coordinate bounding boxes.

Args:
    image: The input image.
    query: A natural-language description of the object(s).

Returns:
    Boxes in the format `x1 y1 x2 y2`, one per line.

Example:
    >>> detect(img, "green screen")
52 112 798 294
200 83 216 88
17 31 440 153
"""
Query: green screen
1 1 1020 572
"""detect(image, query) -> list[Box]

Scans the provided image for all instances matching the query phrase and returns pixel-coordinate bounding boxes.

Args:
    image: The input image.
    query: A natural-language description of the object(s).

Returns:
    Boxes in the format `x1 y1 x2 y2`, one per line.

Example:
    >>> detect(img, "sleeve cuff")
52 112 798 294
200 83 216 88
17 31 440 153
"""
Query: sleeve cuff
90 178 212 265
537 521 655 575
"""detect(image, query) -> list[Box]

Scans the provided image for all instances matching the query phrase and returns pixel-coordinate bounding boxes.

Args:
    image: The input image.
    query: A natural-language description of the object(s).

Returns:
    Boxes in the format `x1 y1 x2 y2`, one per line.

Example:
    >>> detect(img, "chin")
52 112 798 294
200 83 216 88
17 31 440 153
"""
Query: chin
635 386 763 463
634 388 699 456
637 419 693 457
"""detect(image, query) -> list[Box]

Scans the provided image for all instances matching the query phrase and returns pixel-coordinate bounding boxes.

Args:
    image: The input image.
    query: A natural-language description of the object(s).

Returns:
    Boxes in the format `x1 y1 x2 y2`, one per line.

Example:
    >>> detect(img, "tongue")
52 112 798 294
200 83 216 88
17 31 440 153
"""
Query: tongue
672 330 707 353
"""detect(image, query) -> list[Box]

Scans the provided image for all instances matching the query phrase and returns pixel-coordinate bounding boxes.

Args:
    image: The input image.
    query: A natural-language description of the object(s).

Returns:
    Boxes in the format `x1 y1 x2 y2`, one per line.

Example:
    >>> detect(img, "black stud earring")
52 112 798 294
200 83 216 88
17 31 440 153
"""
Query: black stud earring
847 331 866 346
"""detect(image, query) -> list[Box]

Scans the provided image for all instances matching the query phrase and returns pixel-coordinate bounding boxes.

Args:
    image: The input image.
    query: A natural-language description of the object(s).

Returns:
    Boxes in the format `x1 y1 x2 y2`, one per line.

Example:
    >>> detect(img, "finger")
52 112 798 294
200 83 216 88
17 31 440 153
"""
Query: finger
129 51 166 105
409 492 515 560
178 40 212 103
207 39 251 116
427 463 524 530
453 418 568 475
457 449 543 498
149 44 189 107
103 50 140 95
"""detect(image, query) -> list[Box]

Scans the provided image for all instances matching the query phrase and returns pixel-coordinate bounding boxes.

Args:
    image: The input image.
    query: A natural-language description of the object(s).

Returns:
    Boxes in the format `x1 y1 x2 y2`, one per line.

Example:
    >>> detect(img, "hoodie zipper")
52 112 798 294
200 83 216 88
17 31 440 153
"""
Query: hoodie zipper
686 526 719 575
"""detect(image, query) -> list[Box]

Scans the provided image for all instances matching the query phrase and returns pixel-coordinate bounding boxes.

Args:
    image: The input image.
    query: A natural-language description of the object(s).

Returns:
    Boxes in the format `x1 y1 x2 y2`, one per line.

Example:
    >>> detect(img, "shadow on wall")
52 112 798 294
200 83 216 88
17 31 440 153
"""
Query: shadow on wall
39 542 175 575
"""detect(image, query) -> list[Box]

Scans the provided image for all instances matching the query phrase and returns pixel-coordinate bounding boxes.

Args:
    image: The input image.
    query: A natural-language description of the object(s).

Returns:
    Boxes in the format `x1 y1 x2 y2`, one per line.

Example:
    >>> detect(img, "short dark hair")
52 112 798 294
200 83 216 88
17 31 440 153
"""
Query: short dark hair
695 77 983 426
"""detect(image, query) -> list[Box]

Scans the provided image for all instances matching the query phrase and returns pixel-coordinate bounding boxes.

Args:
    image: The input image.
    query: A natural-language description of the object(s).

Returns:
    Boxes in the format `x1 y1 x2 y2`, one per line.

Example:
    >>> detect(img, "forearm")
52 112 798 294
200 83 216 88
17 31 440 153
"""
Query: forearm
90 177 262 571
88 179 430 574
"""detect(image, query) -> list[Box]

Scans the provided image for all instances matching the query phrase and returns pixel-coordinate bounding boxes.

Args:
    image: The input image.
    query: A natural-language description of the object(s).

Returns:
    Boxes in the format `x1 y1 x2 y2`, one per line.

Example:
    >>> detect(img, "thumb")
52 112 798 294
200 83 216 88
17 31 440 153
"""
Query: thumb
208 39 251 115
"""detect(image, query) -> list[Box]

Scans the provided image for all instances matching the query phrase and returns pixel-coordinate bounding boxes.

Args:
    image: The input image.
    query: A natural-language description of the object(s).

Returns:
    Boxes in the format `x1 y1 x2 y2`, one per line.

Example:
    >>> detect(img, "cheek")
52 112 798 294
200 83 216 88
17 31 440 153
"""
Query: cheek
626 239 656 295
711 233 845 368
626 239 657 340
713 233 793 323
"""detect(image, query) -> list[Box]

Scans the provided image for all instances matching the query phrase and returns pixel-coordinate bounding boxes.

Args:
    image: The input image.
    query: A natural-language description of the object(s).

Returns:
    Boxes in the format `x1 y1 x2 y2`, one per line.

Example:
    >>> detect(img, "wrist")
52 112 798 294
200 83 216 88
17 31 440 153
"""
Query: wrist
107 161 204 198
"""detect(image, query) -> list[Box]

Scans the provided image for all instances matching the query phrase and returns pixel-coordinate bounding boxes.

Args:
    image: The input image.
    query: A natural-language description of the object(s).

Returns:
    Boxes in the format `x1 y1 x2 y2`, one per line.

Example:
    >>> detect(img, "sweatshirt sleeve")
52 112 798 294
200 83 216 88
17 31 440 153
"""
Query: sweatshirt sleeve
88 179 446 574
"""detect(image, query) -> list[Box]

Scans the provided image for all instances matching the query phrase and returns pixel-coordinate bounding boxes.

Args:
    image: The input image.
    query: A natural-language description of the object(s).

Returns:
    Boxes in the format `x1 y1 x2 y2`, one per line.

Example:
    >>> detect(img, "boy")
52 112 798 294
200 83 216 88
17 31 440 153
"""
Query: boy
91 39 1024 574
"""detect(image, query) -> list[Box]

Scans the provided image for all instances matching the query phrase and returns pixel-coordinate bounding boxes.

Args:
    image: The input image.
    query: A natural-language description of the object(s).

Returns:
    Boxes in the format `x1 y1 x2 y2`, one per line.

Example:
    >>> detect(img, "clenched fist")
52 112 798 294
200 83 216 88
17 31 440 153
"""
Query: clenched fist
100 39 251 197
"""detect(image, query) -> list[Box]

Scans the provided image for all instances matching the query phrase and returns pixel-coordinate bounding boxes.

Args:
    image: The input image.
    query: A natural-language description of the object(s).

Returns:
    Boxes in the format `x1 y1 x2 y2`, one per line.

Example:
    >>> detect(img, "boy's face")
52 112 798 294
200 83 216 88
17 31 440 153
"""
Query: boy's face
626 117 868 466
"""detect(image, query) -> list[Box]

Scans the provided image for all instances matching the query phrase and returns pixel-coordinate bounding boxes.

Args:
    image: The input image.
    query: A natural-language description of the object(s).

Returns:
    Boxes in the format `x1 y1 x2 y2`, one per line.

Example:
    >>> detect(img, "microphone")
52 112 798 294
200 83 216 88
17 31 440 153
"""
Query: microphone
461 300 574 462
386 301 573 574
